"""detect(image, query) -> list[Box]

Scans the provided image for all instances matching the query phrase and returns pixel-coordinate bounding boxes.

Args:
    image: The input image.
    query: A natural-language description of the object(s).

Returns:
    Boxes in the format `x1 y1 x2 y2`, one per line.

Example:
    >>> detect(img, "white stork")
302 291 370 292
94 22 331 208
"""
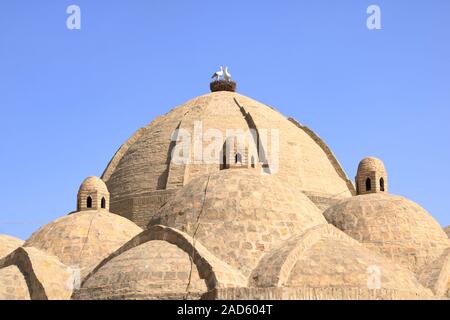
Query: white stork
212 66 224 81
224 66 232 82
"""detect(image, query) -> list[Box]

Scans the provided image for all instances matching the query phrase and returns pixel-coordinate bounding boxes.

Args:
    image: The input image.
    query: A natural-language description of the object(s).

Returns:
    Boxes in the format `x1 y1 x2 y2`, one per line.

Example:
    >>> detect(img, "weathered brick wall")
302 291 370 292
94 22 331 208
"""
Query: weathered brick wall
204 287 434 300
110 189 177 228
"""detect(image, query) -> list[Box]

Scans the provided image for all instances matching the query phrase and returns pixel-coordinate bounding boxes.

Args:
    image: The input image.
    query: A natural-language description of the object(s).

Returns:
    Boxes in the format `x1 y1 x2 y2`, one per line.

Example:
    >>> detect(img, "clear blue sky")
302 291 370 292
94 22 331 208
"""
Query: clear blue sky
1 1 449 240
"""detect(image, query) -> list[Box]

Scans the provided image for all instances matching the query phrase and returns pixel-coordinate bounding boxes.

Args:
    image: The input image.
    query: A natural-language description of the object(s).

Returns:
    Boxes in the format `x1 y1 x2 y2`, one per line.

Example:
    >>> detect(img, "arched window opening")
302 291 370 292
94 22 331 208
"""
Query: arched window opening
251 156 255 168
380 178 385 192
220 141 227 170
101 197 106 209
235 153 242 164
86 196 92 208
365 178 372 192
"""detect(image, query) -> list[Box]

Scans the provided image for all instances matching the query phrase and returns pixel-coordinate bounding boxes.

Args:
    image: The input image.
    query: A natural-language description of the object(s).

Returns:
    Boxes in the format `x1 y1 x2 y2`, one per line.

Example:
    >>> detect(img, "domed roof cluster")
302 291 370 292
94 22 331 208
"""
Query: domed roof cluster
0 176 143 300
1 88 449 300
150 169 326 276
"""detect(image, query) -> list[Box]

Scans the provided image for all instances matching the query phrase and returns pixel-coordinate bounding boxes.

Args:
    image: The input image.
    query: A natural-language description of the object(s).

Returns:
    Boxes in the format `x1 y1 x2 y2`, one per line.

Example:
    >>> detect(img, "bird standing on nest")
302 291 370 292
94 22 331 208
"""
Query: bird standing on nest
212 66 224 81
224 66 232 82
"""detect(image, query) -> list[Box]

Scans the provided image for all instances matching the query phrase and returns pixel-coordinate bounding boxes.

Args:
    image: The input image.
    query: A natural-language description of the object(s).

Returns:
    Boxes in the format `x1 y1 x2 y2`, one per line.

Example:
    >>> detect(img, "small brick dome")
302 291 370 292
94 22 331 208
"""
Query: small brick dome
150 169 326 276
356 157 388 195
357 157 386 173
77 176 110 211
324 193 450 273
250 224 432 299
0 234 24 259
73 240 207 300
78 176 109 194
24 211 142 277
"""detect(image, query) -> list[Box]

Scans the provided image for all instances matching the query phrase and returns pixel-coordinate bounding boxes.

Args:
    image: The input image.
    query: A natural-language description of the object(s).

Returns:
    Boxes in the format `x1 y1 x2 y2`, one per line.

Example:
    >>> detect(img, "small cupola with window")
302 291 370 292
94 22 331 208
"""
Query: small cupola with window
355 157 388 195
77 176 110 211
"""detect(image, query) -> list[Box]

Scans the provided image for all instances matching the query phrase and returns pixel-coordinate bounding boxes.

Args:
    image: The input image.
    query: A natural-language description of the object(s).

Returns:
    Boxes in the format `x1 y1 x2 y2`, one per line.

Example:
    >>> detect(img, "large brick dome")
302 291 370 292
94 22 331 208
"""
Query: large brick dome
102 91 354 227
149 169 327 276
324 193 450 273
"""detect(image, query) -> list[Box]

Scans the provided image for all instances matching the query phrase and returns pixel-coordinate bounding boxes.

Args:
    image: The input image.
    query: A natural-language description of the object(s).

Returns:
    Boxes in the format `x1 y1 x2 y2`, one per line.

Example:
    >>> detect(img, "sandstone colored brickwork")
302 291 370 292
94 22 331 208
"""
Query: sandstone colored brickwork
205 287 434 300
418 247 450 297
102 91 353 226
24 210 142 278
110 189 177 228
74 225 246 299
287 117 356 196
77 176 110 211
73 240 206 300
0 234 23 259
324 193 450 273
151 170 327 277
445 226 450 238
355 157 388 195
249 224 430 298
0 266 30 300
0 247 72 300
2 88 449 300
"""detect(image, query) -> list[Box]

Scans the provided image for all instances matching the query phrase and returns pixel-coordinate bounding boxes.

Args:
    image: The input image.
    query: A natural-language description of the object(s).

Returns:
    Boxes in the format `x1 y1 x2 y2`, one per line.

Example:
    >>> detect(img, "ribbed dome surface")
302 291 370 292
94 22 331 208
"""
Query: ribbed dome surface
445 226 450 238
24 210 142 277
324 193 450 273
150 169 327 276
73 240 207 300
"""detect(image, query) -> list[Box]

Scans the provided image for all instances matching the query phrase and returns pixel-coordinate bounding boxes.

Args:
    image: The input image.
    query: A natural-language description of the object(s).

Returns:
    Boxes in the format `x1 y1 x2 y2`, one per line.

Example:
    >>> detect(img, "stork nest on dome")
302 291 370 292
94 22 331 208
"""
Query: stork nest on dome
210 80 237 92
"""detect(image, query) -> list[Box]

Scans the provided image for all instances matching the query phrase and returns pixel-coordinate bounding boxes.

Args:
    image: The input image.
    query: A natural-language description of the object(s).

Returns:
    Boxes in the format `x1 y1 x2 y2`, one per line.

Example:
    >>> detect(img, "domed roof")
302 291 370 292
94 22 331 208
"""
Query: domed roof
357 157 386 173
0 234 23 258
323 193 450 273
250 224 432 299
73 240 207 300
150 169 327 276
445 226 450 238
24 210 142 277
0 266 30 300
78 176 108 194
102 91 353 205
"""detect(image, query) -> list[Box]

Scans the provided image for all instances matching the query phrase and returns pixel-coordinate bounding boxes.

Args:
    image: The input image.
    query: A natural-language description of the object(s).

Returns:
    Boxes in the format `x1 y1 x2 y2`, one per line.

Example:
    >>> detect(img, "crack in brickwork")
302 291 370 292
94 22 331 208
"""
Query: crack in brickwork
184 175 211 299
